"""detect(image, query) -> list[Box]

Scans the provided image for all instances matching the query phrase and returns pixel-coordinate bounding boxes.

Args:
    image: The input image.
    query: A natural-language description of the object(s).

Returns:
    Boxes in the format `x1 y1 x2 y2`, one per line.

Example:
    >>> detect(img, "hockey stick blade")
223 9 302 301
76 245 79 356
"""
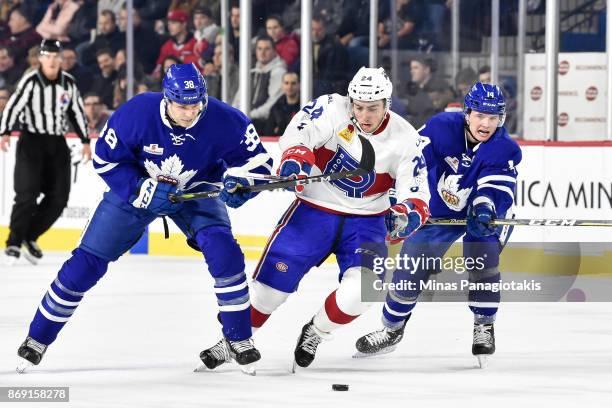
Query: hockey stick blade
427 217 612 227
169 135 376 202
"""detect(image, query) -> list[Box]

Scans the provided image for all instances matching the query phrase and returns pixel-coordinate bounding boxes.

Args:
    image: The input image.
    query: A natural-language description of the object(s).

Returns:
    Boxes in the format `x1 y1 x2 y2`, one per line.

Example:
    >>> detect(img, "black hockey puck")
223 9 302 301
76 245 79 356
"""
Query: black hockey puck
332 384 349 391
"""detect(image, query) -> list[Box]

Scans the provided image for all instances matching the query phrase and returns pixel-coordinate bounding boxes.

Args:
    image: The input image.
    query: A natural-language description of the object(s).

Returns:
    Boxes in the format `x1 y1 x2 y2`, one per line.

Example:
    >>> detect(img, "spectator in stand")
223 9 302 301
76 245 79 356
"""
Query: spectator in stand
427 79 455 114
80 9 125 67
149 55 182 90
232 35 286 134
193 6 219 48
0 86 10 114
82 92 109 134
25 45 41 74
162 55 182 73
421 0 449 49
454 66 478 98
91 48 117 109
155 10 199 70
97 0 125 19
203 43 238 101
377 0 422 49
134 0 171 24
337 0 370 47
117 5 161 74
265 15 299 70
0 46 24 89
228 5 240 62
283 0 343 36
405 56 450 127
1 6 42 64
61 46 93 93
312 14 349 98
67 0 97 46
267 72 300 136
168 0 199 15
36 0 81 43
478 65 491 84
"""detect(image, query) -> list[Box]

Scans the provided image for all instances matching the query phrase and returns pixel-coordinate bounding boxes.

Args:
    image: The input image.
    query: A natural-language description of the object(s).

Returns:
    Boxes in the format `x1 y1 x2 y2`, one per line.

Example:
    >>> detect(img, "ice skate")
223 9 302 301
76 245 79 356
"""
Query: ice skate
353 317 409 358
472 323 495 368
16 337 47 373
4 246 20 266
292 319 331 372
22 241 43 265
197 337 260 375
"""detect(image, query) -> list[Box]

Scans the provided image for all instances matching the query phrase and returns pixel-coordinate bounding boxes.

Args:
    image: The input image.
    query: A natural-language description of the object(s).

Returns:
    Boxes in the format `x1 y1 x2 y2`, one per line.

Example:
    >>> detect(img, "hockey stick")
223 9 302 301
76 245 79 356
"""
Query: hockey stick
427 218 612 227
169 135 376 203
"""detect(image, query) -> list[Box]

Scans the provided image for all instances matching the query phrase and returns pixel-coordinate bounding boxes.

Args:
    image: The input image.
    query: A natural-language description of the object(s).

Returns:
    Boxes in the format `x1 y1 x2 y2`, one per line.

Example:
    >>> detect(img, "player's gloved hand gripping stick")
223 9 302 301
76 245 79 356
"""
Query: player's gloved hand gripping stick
169 135 376 203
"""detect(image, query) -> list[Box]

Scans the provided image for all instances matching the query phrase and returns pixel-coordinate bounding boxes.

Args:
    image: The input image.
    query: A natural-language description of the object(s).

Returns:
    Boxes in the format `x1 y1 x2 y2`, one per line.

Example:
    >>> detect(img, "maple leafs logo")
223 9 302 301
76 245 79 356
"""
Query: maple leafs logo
143 154 197 190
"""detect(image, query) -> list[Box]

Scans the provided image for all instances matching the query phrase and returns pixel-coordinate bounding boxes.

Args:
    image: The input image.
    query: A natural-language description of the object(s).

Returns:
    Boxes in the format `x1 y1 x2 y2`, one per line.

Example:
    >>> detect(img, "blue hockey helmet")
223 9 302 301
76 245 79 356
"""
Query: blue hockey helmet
464 82 506 126
162 63 208 106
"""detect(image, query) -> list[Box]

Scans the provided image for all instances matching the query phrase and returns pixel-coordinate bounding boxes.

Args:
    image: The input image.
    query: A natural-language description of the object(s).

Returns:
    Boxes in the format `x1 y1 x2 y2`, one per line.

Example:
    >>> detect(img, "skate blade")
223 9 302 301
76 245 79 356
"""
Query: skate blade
476 355 489 369
352 345 397 358
291 360 298 374
22 252 39 265
16 357 33 373
239 362 256 376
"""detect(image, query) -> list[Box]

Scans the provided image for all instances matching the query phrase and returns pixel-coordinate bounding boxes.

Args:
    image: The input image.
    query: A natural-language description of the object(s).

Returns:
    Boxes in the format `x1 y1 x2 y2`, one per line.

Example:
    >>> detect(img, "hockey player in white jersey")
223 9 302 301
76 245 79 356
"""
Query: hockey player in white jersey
199 67 431 370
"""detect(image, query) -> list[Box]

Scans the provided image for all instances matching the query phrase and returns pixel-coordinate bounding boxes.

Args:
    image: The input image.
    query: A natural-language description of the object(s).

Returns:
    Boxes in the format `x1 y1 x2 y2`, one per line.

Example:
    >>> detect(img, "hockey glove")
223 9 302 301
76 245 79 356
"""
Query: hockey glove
386 199 430 244
467 199 496 237
220 175 253 208
131 176 181 215
277 146 315 192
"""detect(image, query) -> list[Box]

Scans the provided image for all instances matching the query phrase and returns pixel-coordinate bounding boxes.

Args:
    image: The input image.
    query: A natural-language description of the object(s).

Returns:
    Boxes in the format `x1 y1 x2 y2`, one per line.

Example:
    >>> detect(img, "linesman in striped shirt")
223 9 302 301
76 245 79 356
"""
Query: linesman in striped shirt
0 39 92 266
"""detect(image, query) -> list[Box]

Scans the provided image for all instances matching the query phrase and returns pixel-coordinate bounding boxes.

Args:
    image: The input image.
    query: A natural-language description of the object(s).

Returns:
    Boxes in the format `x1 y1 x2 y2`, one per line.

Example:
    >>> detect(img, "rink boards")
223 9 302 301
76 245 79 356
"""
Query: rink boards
1 137 611 259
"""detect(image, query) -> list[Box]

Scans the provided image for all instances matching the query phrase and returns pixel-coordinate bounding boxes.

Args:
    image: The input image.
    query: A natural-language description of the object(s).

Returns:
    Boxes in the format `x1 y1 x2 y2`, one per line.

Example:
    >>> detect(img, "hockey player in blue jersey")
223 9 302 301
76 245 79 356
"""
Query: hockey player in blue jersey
355 82 522 367
16 63 272 374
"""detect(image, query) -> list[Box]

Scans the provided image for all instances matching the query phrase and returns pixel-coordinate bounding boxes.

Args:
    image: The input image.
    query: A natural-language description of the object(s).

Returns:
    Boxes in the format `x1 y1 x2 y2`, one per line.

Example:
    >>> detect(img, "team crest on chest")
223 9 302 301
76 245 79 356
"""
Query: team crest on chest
143 154 197 190
437 172 473 211
323 146 375 198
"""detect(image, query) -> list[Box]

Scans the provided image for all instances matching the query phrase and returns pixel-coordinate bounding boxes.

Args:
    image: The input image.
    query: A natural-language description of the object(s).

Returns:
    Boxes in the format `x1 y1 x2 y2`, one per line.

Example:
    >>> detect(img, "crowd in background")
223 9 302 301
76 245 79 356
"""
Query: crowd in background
0 0 516 136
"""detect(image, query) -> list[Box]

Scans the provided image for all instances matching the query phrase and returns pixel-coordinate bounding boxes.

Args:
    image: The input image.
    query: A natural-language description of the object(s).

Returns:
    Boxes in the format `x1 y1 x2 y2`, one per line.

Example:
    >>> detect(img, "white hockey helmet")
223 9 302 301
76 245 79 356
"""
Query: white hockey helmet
348 67 392 106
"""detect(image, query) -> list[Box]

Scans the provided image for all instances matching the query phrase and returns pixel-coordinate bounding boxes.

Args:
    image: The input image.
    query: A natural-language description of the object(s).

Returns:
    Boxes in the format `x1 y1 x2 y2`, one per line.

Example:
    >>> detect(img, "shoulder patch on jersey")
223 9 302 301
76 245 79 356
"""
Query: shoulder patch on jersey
338 124 355 143
444 156 459 173
143 144 164 155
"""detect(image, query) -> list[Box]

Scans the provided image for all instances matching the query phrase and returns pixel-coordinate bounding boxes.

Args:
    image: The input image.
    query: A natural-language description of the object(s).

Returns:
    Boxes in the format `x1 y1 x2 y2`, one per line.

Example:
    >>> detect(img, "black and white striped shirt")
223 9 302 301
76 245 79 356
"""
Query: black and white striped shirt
0 69 89 143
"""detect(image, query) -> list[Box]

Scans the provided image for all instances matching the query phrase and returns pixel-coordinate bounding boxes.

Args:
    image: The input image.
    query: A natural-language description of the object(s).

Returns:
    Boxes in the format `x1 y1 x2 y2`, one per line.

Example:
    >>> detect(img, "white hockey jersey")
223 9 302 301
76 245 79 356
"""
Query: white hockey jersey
279 94 430 215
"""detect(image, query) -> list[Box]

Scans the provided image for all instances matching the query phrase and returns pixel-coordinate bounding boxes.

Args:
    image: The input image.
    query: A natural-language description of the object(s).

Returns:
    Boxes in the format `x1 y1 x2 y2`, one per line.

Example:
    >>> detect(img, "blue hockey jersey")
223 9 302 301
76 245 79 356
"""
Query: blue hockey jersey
92 93 272 201
418 112 522 218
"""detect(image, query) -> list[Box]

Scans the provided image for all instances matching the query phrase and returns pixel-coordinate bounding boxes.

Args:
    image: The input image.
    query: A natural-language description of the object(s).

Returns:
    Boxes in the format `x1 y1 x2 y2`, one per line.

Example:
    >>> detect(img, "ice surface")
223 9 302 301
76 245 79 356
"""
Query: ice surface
1 254 611 408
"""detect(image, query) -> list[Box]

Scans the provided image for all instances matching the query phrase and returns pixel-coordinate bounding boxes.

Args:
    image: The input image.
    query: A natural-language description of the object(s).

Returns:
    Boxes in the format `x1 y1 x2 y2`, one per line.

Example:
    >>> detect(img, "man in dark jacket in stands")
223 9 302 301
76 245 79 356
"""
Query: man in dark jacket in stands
267 72 300 136
311 14 349 98
0 6 42 64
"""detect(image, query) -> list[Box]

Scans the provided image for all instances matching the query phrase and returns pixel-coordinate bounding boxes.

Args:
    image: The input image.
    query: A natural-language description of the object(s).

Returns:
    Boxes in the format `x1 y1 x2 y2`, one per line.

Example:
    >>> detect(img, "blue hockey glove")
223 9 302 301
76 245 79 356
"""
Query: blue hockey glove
219 175 253 208
277 146 315 192
467 199 496 237
131 176 181 215
385 199 430 244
